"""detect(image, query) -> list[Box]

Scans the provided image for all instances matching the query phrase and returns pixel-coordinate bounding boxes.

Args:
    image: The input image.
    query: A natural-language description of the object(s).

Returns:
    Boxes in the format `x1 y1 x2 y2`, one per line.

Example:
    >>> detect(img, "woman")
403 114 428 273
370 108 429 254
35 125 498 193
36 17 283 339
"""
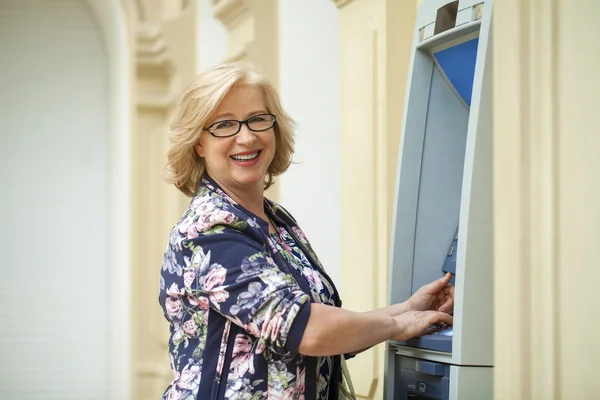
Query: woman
159 62 454 399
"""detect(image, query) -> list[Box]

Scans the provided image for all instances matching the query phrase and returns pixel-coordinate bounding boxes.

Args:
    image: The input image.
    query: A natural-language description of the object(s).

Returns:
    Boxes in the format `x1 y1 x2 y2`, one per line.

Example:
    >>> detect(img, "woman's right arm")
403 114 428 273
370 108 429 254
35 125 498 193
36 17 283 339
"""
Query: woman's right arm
298 303 453 357
180 224 451 358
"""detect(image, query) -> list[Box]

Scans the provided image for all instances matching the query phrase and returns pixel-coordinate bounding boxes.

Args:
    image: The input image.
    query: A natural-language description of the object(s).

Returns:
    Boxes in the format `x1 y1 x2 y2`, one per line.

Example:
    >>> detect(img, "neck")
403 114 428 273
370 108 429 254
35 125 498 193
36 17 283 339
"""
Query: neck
232 191 265 218
209 176 267 219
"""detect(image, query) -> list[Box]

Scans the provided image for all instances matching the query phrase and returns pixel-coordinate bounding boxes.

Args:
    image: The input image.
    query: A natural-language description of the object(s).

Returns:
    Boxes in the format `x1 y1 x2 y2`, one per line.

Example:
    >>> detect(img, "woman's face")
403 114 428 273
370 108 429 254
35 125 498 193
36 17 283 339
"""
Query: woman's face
195 85 276 196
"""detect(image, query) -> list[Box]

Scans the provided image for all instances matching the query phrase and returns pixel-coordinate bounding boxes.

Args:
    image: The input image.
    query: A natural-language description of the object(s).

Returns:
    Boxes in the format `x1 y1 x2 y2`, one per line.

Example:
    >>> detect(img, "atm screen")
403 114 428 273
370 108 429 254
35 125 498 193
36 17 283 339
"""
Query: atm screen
433 37 479 107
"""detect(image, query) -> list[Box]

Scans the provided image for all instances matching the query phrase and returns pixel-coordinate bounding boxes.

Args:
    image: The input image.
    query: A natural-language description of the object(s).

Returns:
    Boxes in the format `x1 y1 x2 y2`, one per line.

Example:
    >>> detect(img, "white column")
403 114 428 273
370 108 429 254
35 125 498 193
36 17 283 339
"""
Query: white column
197 0 227 72
278 0 342 285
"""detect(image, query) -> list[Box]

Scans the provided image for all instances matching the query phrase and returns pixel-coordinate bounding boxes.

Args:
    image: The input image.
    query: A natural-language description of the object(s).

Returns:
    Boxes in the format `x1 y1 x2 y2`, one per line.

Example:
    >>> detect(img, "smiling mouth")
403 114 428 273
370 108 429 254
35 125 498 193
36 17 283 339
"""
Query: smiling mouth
230 150 261 162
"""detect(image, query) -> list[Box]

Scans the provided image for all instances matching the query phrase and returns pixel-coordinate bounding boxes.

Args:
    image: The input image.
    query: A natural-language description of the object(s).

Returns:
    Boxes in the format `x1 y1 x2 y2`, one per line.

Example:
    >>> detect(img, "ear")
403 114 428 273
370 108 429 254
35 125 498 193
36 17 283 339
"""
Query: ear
194 138 205 158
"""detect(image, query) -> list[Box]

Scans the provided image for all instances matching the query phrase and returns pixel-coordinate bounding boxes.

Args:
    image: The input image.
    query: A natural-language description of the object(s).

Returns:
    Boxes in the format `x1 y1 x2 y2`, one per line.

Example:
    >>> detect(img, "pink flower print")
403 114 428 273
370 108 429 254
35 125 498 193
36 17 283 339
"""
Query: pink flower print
178 216 194 235
262 310 284 343
186 223 199 239
284 387 297 399
166 282 184 297
183 271 195 288
233 334 253 355
231 335 255 378
165 297 183 320
296 366 306 398
209 287 229 306
176 364 200 391
164 386 182 400
302 269 324 292
267 238 278 254
231 352 254 378
216 321 231 376
196 214 214 232
182 319 198 336
189 295 209 310
291 226 309 244
269 387 296 400
245 321 260 337
204 267 226 290
190 196 203 208
280 239 294 255
255 338 267 355
215 210 235 225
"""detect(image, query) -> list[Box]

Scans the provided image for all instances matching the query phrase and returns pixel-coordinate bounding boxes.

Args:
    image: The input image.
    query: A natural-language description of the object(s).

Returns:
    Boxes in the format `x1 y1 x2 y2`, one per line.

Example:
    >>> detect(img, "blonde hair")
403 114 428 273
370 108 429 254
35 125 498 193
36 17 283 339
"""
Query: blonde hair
165 62 296 197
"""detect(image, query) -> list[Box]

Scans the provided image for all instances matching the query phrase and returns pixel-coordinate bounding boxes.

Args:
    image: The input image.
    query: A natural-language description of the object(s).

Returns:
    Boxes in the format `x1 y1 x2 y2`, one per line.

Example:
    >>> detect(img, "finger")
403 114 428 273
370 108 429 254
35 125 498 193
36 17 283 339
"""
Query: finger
438 296 454 313
428 311 453 326
441 272 452 285
437 272 452 287
427 272 452 292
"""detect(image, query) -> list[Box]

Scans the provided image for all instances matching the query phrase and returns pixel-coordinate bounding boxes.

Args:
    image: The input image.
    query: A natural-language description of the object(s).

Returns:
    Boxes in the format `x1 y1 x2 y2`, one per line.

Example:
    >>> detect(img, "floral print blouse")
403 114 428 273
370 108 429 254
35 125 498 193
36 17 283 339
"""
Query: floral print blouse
158 176 343 400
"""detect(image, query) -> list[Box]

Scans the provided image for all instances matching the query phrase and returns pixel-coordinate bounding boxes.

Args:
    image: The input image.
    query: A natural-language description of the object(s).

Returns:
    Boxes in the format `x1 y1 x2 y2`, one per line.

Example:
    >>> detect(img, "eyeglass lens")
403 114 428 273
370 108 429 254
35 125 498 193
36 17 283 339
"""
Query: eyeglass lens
210 114 275 137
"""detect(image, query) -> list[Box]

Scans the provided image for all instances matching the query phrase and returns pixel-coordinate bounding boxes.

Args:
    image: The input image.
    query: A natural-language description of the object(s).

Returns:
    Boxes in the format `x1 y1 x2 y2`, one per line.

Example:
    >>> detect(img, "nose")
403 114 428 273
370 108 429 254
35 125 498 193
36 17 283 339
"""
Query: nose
236 123 256 145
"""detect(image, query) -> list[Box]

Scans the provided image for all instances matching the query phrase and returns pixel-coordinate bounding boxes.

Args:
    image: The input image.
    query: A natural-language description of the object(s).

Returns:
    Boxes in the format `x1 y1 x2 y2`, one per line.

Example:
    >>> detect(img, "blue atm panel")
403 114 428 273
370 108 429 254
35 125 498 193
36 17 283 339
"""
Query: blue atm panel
434 38 479 107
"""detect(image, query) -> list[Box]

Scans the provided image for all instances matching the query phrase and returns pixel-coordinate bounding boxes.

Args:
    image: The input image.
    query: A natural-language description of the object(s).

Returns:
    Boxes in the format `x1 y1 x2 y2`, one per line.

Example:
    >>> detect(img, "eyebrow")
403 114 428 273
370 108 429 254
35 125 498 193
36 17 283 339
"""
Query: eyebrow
213 110 268 121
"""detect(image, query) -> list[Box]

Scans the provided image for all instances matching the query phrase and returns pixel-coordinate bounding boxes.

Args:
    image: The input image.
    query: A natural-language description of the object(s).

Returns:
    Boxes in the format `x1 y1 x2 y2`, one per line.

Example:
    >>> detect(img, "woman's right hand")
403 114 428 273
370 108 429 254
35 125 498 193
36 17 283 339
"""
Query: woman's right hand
391 310 454 341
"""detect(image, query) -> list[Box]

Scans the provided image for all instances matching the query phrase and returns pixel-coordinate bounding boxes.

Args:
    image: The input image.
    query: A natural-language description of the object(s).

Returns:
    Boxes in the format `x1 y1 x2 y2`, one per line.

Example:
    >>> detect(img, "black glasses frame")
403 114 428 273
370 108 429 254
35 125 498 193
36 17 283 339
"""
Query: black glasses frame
203 113 277 138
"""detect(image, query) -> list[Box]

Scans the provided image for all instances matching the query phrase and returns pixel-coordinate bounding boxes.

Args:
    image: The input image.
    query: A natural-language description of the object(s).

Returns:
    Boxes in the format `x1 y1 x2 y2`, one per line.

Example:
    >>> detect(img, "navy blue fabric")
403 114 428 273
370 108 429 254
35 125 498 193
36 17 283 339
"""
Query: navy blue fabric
158 175 343 399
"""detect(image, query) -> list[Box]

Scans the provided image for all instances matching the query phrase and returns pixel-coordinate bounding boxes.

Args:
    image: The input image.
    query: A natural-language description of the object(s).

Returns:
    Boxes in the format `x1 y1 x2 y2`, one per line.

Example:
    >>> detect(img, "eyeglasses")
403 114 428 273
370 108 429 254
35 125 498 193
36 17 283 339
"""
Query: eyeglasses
203 113 277 138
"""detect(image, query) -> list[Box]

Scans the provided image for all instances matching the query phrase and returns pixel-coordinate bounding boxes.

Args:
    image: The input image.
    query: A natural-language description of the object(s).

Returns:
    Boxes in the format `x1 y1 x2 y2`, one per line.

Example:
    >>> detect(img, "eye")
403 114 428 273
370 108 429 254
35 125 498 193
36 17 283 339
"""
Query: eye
249 115 267 123
212 120 235 130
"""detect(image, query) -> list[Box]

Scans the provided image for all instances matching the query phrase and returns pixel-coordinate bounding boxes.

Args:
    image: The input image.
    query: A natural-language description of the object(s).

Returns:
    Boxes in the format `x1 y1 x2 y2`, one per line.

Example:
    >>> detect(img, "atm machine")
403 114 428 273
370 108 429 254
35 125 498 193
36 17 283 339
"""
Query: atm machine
385 0 493 399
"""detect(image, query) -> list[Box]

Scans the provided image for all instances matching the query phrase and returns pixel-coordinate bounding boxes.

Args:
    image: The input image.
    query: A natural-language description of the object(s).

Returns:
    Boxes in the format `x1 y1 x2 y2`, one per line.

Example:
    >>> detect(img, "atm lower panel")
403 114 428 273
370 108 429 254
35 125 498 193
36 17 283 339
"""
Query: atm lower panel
385 346 493 400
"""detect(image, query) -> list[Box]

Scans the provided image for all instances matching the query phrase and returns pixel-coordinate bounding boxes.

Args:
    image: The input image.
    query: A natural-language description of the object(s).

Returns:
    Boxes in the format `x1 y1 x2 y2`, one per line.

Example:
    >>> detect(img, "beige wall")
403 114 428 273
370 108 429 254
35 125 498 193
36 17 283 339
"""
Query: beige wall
332 0 416 398
129 1 198 398
125 0 600 398
493 0 600 398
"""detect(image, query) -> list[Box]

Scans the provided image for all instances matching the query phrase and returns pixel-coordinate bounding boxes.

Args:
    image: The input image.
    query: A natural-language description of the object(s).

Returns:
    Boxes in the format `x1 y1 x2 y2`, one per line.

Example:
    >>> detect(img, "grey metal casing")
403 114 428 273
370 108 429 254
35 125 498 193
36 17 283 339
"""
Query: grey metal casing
385 0 494 398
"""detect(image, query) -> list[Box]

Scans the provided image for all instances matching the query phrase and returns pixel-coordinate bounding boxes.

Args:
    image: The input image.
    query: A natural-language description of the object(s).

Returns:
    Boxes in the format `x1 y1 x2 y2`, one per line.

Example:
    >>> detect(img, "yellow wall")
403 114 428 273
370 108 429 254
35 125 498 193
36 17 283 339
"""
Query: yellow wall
130 1 197 398
493 0 600 397
333 0 416 398
126 0 600 398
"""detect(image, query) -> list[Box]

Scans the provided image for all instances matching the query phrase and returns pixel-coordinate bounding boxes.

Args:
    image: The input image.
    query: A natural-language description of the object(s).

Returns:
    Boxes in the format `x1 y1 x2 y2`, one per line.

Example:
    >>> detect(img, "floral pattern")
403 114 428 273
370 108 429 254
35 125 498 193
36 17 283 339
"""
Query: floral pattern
159 176 342 399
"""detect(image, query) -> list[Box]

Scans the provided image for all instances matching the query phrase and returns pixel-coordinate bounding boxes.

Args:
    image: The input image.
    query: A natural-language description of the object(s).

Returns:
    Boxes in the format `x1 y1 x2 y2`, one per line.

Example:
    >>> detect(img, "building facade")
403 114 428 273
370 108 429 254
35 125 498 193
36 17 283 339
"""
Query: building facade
1 0 598 399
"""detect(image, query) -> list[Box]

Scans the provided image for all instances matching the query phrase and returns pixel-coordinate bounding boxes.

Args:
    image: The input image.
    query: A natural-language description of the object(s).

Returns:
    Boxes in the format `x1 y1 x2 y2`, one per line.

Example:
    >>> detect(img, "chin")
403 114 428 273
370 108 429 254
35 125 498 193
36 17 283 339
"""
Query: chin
233 172 267 189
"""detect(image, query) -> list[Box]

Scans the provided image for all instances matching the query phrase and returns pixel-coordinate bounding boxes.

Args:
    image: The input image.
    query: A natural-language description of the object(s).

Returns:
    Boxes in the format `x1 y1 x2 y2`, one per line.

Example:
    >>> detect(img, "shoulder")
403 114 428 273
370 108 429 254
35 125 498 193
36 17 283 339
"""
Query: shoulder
171 184 263 249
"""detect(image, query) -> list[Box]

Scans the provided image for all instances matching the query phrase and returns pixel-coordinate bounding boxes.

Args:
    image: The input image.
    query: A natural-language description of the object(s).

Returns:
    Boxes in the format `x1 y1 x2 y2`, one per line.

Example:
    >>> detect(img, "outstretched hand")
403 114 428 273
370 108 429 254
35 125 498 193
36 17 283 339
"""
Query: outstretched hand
408 272 455 314
391 310 453 341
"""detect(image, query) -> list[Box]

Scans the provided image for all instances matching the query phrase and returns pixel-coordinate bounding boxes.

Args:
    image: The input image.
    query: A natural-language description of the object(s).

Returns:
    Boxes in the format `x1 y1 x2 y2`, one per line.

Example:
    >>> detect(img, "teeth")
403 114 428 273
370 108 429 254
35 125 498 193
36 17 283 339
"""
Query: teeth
231 152 259 161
